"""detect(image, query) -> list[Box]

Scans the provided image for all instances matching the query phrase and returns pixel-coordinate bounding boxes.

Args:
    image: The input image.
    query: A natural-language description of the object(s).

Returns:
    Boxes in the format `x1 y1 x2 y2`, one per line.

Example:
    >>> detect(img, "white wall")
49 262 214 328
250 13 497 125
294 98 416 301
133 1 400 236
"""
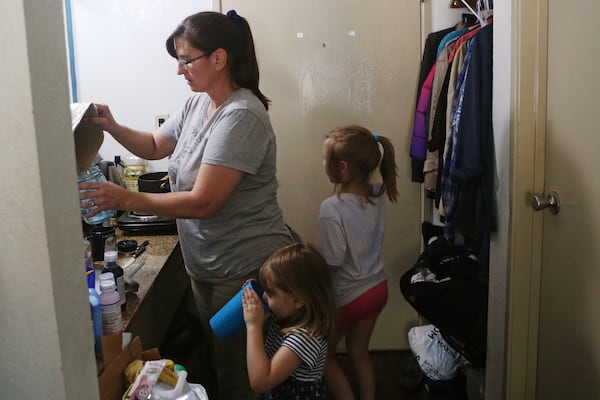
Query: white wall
1 0 99 398
431 4 464 32
70 0 212 171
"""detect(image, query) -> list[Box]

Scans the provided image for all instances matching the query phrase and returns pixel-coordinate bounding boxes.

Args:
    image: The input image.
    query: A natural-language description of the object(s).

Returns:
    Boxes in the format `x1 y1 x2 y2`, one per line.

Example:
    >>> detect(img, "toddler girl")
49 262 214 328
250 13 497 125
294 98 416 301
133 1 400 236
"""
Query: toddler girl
242 242 336 399
317 125 399 400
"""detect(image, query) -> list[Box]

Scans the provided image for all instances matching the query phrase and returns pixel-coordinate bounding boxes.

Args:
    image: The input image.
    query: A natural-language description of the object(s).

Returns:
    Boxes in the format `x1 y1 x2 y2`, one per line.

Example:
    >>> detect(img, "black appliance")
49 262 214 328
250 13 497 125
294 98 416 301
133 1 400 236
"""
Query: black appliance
117 210 177 235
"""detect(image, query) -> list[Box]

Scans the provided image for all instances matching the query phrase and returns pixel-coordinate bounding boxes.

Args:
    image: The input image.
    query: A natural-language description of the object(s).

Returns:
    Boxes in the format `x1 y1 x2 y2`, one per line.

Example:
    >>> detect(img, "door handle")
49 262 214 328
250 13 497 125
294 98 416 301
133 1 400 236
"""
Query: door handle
530 191 560 214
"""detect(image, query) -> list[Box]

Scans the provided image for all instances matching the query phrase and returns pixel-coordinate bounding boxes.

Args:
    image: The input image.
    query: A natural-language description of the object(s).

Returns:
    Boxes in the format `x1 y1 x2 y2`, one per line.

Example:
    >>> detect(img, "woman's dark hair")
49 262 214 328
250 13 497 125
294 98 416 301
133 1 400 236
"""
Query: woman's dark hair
166 10 270 110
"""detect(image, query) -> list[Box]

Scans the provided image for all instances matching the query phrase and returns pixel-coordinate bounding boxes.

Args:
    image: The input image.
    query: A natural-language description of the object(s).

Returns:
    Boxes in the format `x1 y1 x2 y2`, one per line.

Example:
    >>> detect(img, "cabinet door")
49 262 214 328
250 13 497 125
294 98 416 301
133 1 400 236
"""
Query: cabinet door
221 0 422 349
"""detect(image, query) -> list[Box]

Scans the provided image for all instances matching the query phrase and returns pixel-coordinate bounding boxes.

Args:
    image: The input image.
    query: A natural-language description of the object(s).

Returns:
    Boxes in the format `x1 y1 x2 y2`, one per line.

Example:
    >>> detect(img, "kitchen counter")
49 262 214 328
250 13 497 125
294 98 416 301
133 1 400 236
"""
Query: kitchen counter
96 230 188 350
96 229 213 393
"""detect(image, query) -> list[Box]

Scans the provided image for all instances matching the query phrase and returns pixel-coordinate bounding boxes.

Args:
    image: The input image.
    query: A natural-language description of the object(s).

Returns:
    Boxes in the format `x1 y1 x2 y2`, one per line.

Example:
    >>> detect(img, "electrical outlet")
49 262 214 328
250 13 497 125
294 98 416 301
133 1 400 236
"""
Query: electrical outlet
155 114 169 128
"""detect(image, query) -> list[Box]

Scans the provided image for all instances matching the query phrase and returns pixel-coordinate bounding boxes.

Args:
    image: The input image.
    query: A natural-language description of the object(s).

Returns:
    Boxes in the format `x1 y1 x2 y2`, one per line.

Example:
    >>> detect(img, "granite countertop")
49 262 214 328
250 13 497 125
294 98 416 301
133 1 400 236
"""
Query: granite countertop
120 231 180 328
93 230 181 331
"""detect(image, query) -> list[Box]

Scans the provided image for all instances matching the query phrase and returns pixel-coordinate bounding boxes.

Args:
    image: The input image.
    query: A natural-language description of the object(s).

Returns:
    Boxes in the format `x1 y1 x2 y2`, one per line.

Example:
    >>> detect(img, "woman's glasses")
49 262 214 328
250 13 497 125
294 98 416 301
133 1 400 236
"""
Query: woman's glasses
177 52 211 69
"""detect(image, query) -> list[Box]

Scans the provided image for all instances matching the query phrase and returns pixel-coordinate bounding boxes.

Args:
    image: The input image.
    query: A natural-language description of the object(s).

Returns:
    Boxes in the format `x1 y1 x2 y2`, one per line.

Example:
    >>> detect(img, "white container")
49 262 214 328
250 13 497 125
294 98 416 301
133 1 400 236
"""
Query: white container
99 275 122 335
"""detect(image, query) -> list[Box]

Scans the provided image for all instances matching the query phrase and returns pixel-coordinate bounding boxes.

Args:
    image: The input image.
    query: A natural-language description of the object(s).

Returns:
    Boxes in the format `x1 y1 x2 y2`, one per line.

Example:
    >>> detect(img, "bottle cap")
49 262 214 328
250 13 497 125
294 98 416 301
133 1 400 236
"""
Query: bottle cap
125 155 146 166
104 250 119 263
100 279 116 291
99 272 114 282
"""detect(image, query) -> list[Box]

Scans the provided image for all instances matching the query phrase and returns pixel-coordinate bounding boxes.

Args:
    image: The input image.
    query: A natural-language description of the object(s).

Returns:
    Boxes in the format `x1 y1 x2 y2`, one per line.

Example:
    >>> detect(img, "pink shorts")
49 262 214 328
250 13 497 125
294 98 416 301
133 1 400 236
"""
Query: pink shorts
335 281 388 334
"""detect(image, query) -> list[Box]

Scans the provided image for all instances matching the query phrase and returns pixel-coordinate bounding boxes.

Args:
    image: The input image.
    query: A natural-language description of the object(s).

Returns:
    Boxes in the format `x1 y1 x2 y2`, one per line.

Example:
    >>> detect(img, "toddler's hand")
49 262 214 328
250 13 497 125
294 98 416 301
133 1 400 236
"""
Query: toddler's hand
242 286 266 328
242 278 255 288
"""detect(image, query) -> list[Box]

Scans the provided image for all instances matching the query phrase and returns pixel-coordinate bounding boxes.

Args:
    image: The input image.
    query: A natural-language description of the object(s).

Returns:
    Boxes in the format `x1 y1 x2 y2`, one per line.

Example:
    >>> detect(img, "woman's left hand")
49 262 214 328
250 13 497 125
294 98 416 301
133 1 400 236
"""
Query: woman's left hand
79 181 128 218
242 287 266 328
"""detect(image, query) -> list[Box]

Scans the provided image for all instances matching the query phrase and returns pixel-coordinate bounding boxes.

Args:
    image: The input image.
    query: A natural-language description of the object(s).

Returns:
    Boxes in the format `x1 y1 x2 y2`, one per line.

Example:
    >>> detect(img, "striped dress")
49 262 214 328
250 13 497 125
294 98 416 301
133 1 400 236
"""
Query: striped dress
256 317 328 399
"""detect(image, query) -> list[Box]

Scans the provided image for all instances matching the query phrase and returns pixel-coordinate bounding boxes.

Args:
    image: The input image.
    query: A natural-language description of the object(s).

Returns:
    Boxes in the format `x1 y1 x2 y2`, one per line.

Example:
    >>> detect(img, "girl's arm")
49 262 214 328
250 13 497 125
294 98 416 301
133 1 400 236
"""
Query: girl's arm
243 288 303 393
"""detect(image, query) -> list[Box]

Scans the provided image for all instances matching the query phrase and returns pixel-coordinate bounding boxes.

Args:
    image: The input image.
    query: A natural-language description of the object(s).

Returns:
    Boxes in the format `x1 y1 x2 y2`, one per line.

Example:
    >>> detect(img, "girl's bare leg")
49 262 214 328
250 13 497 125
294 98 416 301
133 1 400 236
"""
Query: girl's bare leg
345 319 377 400
324 331 355 400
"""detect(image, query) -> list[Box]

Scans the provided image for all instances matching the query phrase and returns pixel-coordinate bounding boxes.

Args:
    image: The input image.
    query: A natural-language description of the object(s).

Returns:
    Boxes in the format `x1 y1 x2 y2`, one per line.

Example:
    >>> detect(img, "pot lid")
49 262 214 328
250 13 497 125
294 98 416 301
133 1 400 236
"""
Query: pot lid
71 102 104 173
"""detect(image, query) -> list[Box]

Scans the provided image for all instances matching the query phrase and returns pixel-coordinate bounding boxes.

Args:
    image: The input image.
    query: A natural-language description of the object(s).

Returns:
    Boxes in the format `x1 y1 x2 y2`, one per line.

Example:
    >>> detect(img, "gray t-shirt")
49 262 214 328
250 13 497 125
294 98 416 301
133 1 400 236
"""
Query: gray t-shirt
316 186 387 306
161 88 292 282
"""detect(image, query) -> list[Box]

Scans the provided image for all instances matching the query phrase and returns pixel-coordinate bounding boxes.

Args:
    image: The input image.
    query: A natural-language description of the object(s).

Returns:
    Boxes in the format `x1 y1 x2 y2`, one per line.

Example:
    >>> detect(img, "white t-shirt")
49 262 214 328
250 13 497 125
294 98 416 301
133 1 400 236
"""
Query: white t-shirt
160 89 292 282
316 186 387 306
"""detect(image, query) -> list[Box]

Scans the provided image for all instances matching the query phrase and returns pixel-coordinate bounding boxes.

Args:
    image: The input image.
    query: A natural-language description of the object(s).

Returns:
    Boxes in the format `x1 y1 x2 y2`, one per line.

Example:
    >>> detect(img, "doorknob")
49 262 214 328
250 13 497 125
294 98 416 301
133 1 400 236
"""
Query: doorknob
530 191 560 214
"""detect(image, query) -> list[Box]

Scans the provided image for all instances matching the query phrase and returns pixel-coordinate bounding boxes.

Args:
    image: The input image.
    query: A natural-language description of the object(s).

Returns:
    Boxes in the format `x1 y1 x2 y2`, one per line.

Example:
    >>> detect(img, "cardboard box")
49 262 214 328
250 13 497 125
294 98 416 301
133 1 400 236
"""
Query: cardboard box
98 336 161 400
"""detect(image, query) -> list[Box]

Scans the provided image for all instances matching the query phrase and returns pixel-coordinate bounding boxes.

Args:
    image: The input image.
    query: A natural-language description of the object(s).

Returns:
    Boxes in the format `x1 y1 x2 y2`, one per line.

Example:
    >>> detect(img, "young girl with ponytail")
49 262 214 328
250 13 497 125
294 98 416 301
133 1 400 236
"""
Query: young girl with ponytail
316 125 399 400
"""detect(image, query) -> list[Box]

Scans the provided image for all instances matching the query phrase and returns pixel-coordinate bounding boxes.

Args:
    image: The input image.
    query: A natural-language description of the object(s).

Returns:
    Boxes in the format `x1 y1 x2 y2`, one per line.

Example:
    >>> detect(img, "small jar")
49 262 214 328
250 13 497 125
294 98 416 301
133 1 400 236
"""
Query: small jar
78 165 115 225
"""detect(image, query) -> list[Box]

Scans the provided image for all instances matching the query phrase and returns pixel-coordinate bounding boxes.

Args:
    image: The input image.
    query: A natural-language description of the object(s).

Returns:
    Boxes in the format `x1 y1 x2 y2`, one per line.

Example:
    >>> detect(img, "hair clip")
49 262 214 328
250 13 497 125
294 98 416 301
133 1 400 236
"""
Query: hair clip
373 134 380 143
227 9 243 25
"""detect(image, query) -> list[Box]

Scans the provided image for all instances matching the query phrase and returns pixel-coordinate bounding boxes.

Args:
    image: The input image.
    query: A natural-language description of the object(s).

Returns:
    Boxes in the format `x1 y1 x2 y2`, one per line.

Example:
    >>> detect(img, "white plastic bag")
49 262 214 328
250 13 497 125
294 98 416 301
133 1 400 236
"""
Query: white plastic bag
408 324 467 381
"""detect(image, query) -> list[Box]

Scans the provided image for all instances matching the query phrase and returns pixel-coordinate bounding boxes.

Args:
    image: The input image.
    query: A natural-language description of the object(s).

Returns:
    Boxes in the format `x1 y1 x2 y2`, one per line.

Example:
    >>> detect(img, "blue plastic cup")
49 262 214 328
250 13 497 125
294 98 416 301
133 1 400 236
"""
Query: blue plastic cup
210 280 269 338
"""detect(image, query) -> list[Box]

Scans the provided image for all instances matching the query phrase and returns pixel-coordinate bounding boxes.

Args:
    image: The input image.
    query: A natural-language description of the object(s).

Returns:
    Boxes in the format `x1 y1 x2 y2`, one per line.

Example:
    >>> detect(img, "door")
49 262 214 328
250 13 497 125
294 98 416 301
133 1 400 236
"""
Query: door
220 0 423 349
509 0 600 398
535 1 600 398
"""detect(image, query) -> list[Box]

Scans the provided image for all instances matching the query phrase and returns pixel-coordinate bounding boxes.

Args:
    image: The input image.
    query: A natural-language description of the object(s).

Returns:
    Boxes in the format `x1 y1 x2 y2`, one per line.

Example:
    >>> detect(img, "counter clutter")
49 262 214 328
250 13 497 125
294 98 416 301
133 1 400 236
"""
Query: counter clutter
94 230 185 372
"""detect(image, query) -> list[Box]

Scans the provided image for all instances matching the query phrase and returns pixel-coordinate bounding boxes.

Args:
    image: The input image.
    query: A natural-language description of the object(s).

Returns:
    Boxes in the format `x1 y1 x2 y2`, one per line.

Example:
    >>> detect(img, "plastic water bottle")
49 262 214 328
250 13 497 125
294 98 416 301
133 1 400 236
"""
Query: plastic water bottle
78 164 115 225
88 288 103 354
99 273 122 335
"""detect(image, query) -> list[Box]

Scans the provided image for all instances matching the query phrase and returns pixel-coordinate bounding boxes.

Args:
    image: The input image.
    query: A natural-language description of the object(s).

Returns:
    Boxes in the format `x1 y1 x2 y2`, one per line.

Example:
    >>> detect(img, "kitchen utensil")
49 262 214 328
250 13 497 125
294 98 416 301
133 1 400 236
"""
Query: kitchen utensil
122 240 149 269
117 210 177 235
124 258 145 293
138 172 170 193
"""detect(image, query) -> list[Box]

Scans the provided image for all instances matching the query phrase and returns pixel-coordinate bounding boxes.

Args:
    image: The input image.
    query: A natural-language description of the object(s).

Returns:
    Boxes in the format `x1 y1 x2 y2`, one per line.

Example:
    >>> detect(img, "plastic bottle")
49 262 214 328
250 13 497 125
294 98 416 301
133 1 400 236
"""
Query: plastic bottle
124 156 146 192
78 164 115 224
84 238 95 289
152 369 188 399
99 272 123 335
102 236 126 310
88 287 103 354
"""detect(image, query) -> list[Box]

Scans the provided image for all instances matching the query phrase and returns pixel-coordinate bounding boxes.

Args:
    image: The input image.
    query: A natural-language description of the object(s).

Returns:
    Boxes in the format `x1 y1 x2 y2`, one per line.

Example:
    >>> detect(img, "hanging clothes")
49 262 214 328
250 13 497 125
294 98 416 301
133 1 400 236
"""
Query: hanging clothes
410 27 455 183
428 24 483 203
410 16 495 239
449 23 496 235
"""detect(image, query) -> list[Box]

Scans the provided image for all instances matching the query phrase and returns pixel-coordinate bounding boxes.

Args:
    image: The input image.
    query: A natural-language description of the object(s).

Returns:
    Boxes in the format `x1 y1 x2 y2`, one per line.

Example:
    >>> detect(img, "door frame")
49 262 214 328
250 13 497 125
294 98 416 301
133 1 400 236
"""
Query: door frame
504 0 548 398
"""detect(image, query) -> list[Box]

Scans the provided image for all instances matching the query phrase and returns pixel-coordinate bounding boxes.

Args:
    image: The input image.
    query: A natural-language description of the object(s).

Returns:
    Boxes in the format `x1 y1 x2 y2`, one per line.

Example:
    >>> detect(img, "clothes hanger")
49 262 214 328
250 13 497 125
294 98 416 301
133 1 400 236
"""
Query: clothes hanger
479 0 494 21
460 0 486 26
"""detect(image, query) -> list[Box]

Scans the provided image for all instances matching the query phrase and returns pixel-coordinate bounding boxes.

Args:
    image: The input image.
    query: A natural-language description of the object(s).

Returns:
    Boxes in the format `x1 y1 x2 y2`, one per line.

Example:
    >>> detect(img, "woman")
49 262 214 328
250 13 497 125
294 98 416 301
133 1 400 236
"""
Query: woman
80 10 293 399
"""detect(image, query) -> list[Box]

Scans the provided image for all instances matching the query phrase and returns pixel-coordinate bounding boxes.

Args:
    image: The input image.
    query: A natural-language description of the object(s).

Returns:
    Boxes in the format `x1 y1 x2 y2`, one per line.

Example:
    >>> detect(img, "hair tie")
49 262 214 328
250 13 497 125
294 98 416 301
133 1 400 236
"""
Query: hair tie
373 134 380 143
227 9 243 25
